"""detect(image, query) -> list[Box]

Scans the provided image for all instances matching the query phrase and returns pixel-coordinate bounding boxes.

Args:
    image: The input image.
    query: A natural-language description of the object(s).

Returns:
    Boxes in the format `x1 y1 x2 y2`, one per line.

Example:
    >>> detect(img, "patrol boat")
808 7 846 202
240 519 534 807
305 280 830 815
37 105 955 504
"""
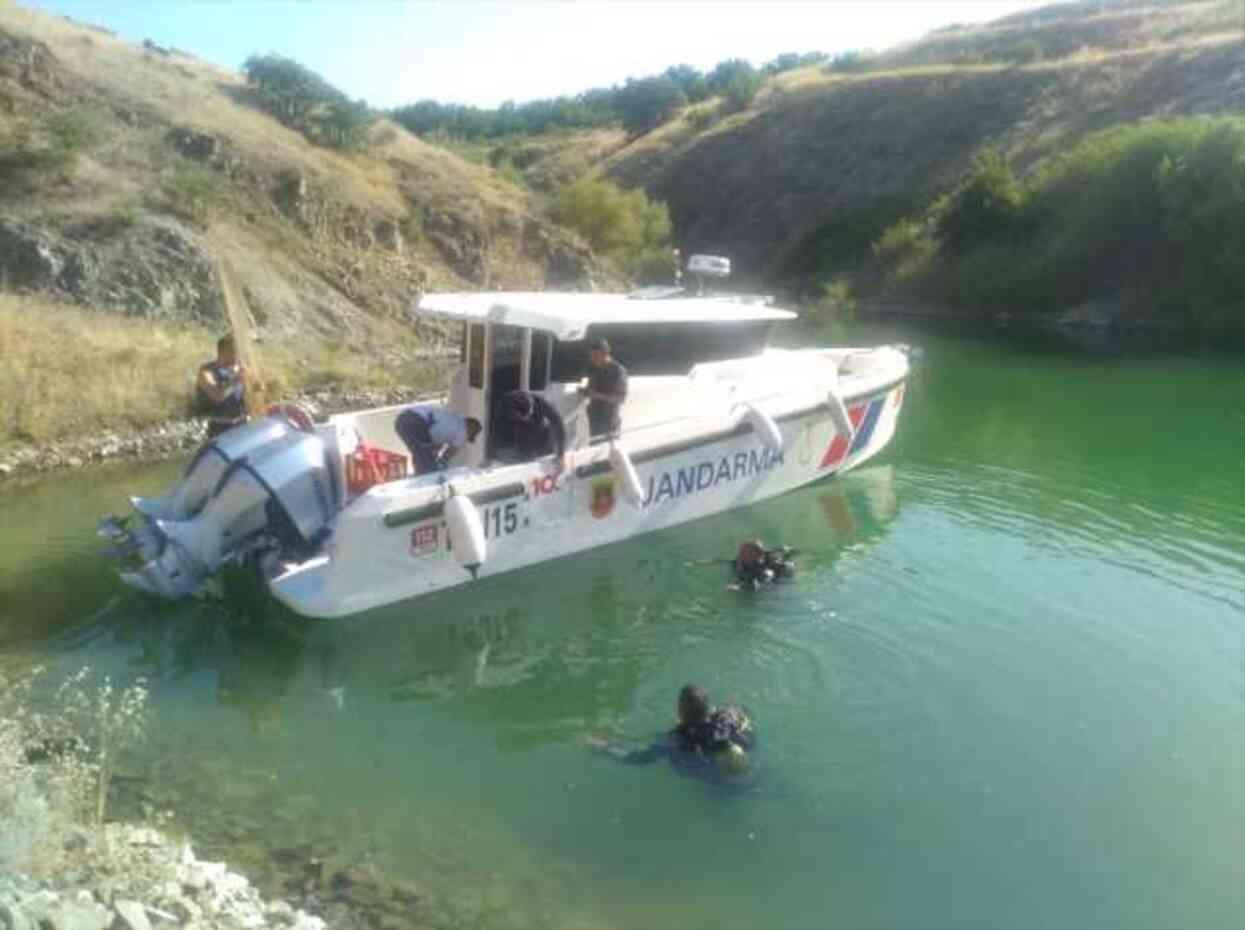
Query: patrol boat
99 258 909 619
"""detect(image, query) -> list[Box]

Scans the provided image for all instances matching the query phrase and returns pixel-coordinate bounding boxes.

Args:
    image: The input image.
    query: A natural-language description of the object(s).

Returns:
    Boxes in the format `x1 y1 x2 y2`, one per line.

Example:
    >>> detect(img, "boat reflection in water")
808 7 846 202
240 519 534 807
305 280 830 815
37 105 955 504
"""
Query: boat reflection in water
199 464 901 744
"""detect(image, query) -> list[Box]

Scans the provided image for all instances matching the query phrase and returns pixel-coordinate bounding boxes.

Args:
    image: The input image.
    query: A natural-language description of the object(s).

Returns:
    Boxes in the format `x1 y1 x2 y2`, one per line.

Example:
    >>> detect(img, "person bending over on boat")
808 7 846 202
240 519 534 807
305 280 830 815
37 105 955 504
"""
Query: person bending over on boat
731 539 797 591
196 334 249 438
579 337 628 442
502 390 568 471
590 685 756 780
395 404 483 474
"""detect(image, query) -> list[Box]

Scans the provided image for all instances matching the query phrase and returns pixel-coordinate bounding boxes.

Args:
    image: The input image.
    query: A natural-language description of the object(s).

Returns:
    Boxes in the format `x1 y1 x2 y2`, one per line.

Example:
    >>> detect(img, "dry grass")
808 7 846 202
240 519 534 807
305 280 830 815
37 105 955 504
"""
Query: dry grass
0 294 213 444
1 5 531 221
0 294 439 448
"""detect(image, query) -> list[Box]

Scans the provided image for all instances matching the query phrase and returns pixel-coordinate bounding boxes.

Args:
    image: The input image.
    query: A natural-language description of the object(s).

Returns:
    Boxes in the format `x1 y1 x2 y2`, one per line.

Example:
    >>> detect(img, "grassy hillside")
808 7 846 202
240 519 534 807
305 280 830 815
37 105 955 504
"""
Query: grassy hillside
0 2 611 448
597 0 1243 286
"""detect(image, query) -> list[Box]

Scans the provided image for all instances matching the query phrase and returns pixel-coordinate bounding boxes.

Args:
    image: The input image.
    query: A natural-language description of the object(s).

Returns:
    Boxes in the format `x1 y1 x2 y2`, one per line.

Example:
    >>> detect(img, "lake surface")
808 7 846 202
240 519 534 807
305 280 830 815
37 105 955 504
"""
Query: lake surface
2 328 1242 930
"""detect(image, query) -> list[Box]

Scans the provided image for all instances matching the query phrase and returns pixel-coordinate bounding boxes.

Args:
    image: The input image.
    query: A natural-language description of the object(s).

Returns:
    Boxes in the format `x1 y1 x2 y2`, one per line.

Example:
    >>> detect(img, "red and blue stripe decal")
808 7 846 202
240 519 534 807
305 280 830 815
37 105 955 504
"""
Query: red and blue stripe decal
819 393 887 471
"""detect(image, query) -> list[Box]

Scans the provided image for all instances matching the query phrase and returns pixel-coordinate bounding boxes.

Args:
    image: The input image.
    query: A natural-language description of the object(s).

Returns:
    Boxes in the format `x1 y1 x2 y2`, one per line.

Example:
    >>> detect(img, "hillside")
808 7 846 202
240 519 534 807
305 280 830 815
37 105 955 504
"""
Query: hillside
596 0 1245 289
0 2 611 449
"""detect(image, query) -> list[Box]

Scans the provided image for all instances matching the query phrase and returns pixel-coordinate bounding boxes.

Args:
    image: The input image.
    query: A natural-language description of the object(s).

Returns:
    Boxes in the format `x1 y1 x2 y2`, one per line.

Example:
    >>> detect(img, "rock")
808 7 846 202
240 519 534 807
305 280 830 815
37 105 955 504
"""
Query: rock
373 220 404 255
0 220 65 288
0 898 34 930
110 901 150 930
34 901 110 930
165 128 220 163
0 463 13 478
274 170 309 221
66 456 84 469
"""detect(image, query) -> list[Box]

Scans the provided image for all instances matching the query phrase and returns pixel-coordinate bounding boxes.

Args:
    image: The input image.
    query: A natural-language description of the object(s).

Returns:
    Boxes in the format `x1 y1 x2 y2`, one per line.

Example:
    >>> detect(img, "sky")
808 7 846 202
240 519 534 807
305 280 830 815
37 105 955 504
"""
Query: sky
23 1 1059 109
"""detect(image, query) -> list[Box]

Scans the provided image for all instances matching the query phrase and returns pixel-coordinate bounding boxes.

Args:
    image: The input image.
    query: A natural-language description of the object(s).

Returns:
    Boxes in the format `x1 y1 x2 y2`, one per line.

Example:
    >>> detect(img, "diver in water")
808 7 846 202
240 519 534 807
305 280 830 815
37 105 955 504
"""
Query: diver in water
730 539 796 591
590 685 756 780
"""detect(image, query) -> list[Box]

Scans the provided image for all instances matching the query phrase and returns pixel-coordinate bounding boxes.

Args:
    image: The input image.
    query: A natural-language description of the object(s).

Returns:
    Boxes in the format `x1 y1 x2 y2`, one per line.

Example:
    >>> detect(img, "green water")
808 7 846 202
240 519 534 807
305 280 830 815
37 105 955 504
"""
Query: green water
2 330 1243 930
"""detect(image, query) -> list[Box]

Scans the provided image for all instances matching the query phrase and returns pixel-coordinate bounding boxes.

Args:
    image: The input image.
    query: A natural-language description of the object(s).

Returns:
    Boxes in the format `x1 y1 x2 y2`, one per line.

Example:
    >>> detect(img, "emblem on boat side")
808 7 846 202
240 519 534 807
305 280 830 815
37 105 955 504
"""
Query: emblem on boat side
589 477 616 519
409 524 440 558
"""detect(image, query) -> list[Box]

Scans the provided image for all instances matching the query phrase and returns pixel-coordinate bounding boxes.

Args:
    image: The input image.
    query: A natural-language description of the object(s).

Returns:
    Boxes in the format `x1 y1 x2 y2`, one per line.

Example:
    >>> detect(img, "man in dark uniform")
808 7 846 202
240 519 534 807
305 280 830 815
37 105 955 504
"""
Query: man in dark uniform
591 684 756 780
196 334 248 438
580 336 627 442
502 390 568 469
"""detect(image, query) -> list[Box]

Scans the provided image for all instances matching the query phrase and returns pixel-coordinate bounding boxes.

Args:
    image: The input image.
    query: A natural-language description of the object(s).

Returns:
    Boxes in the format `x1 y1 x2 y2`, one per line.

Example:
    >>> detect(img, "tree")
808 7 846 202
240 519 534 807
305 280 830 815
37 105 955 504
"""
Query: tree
707 58 763 111
935 150 1026 255
616 76 686 136
664 64 710 103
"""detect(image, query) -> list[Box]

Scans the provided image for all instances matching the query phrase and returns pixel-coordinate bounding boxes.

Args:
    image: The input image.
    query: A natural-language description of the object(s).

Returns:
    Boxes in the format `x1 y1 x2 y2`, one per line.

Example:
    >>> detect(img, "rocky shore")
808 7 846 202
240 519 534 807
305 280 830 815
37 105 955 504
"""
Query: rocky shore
0 824 325 930
0 386 429 483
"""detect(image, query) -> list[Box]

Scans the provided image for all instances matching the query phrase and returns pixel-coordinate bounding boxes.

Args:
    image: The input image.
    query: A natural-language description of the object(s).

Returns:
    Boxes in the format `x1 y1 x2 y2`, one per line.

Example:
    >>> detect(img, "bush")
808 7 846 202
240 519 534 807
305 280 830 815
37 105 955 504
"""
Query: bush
616 76 686 136
708 59 763 112
1 665 149 874
243 53 375 150
552 177 672 265
0 107 103 188
826 50 874 74
934 150 1026 255
873 118 1245 329
160 164 222 225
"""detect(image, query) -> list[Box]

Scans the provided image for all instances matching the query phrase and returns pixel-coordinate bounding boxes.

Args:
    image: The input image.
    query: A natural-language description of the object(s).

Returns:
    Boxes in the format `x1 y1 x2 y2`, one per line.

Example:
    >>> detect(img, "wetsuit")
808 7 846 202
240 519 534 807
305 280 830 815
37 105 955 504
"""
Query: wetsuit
733 547 796 590
197 360 247 438
611 704 756 776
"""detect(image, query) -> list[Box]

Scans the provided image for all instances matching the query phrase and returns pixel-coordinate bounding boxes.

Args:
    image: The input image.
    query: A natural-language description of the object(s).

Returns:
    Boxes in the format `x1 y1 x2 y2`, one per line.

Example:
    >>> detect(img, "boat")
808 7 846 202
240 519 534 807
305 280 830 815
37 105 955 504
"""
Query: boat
99 258 909 619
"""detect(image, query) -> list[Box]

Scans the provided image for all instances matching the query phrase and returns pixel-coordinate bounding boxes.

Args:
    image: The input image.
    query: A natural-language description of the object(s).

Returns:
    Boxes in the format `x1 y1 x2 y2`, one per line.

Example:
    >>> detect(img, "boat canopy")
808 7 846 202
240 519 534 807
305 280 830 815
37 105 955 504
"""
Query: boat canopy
413 292 796 341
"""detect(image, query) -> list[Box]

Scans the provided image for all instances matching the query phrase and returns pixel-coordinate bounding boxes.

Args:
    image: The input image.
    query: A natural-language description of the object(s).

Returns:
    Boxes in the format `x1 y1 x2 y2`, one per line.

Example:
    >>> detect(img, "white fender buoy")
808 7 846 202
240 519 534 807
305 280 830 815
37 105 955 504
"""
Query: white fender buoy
743 403 784 453
826 391 854 442
609 444 645 509
445 494 487 577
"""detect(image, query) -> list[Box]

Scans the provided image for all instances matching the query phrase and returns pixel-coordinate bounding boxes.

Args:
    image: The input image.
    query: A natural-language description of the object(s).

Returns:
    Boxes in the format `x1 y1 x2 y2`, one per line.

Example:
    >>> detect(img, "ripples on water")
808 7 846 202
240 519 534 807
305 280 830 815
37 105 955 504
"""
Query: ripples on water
3 334 1244 930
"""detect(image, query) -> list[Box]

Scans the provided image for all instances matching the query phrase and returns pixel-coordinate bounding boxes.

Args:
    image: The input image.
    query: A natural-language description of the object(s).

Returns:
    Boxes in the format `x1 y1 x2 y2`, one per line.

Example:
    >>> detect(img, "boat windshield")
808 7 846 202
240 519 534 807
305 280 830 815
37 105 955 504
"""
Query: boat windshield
550 320 776 379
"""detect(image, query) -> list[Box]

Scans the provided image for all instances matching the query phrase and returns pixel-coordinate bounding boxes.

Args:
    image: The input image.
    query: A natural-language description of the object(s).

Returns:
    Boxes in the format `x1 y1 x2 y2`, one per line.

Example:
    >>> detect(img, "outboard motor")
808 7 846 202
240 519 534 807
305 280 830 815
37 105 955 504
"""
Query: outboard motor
131 418 294 522
99 420 338 600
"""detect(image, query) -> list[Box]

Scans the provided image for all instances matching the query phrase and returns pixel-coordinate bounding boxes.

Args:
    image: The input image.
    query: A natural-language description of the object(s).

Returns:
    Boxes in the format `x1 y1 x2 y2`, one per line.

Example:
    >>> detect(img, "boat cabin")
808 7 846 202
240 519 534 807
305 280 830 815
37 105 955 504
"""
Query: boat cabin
342 289 797 477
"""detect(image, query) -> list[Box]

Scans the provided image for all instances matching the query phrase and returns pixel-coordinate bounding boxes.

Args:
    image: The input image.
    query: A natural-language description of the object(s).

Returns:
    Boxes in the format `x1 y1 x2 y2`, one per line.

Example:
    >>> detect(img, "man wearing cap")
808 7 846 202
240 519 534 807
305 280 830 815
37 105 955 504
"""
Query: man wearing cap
581 337 628 441
502 390 567 469
395 404 482 473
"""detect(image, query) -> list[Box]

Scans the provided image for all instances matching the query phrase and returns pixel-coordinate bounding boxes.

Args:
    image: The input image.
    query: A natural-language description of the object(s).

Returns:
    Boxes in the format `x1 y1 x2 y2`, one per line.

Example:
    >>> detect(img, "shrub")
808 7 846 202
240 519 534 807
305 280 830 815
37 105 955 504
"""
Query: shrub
616 76 686 136
552 177 672 265
872 118 1245 330
0 665 149 874
826 50 874 74
0 107 103 188
243 53 375 150
933 150 1026 255
708 59 763 112
160 164 222 225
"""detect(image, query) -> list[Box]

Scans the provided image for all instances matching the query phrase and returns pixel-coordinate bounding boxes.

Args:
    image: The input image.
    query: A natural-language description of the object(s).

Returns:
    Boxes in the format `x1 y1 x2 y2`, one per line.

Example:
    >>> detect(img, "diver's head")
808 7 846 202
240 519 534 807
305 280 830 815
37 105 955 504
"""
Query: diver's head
677 684 710 726
737 539 765 565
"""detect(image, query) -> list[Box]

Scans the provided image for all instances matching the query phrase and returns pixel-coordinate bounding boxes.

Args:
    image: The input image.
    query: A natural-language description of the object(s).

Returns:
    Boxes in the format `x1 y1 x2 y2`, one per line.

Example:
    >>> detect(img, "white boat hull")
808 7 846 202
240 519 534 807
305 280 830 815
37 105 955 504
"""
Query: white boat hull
270 354 907 618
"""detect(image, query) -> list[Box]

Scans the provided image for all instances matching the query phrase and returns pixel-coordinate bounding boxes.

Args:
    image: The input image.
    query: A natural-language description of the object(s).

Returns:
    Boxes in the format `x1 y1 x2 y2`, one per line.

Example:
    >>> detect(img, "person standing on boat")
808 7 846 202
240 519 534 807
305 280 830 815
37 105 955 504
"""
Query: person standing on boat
196 334 249 439
395 405 483 473
581 336 627 441
502 390 568 470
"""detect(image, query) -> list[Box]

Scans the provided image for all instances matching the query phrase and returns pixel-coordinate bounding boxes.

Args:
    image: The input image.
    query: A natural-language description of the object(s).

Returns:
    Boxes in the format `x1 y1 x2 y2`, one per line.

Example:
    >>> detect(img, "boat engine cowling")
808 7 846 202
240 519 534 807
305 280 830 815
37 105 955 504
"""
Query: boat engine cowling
108 426 338 599
132 417 294 521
